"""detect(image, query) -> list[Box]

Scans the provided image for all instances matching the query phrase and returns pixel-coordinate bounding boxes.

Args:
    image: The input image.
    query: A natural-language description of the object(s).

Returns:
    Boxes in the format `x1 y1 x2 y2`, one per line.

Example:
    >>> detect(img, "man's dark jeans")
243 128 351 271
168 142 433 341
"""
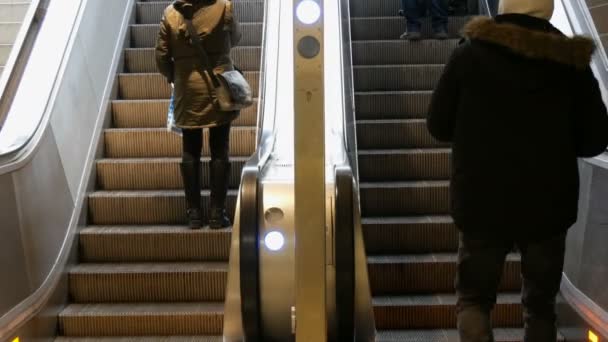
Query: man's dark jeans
401 0 449 33
456 232 567 342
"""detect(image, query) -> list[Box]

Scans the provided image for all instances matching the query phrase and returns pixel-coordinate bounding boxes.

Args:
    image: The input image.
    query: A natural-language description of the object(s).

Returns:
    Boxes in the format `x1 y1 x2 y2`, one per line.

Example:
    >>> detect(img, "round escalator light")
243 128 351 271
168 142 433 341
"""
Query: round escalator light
264 231 285 252
298 36 321 59
296 0 321 25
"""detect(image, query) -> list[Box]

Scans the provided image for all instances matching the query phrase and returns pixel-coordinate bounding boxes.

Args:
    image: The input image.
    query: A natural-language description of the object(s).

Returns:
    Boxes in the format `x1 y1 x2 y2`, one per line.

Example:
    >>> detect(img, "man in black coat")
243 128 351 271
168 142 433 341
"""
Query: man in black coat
427 0 608 340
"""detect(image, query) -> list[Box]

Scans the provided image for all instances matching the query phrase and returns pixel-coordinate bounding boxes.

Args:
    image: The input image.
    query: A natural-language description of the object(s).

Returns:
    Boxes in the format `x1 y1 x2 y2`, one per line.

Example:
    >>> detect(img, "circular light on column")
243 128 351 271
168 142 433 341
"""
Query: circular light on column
264 231 285 251
296 0 321 25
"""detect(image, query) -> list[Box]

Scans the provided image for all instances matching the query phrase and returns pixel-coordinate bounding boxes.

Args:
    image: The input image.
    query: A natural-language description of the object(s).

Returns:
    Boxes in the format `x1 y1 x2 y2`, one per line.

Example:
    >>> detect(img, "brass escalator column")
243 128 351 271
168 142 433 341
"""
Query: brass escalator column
293 0 326 341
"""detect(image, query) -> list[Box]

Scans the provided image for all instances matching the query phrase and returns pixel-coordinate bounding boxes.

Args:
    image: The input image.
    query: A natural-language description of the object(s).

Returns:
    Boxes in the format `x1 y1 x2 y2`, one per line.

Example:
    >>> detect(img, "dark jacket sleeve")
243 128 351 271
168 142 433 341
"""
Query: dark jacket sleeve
155 12 174 83
226 1 242 46
427 43 468 142
572 68 608 157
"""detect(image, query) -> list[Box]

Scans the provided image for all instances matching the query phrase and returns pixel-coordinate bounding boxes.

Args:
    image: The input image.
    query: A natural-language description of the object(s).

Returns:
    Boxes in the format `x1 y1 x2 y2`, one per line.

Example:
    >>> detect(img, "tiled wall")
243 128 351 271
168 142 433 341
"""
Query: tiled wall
587 0 608 56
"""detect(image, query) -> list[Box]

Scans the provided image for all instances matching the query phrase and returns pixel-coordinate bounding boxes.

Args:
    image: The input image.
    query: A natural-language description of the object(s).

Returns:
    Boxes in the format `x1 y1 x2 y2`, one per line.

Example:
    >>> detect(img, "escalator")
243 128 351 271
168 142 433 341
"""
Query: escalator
350 2 528 340
54 0 264 339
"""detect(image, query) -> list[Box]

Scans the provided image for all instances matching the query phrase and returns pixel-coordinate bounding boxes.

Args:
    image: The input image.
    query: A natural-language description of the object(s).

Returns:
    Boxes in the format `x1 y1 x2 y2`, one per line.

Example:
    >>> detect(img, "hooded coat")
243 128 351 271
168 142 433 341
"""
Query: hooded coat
427 14 608 242
155 0 242 128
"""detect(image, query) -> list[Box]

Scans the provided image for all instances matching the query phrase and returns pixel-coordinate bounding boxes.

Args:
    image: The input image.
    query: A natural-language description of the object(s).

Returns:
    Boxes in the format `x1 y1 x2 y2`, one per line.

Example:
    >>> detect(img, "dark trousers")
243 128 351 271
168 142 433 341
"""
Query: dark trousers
181 123 231 164
401 0 448 32
456 232 567 342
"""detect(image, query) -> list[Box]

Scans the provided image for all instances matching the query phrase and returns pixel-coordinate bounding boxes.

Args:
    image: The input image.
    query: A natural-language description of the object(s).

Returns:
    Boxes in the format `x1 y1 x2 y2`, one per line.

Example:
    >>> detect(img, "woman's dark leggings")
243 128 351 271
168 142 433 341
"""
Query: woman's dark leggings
182 123 231 164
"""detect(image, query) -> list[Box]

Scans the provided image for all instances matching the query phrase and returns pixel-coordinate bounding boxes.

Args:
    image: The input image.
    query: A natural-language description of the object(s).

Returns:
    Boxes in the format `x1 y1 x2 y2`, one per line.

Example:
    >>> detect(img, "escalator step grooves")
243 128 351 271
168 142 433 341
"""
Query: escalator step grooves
136 1 264 25
130 23 263 48
354 65 445 91
112 98 258 128
351 17 468 40
358 149 451 181
96 158 247 190
79 227 231 262
117 72 260 99
360 182 450 216
357 120 448 149
355 91 433 118
69 263 227 303
352 40 460 65
88 191 237 225
124 47 262 73
103 128 256 158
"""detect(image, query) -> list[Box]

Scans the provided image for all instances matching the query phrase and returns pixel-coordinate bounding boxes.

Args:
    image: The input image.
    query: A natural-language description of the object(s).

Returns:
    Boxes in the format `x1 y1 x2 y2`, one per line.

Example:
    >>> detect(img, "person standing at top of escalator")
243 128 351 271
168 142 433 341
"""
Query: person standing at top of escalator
427 0 608 341
400 0 449 40
155 0 242 229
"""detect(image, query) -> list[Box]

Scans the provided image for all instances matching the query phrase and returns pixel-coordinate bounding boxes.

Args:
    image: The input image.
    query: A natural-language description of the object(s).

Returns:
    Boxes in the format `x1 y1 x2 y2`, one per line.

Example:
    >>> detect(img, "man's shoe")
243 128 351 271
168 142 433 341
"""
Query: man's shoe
434 30 449 40
209 207 231 229
186 208 203 229
400 31 421 41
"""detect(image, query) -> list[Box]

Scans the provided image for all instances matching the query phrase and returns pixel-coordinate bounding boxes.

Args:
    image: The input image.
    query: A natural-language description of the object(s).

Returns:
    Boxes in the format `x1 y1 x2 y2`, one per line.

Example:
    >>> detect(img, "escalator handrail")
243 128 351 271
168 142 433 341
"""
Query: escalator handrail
0 0 45 129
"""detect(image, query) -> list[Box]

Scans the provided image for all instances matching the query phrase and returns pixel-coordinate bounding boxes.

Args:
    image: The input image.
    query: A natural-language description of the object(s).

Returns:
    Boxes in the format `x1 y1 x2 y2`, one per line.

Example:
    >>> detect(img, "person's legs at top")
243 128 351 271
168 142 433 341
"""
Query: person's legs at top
517 233 567 342
208 122 232 229
401 0 423 40
456 233 513 342
181 128 203 229
430 0 449 38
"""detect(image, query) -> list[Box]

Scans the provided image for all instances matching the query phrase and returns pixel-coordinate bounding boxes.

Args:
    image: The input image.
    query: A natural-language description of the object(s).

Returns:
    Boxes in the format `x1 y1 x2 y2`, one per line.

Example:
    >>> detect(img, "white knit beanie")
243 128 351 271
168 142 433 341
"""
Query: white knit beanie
498 0 554 20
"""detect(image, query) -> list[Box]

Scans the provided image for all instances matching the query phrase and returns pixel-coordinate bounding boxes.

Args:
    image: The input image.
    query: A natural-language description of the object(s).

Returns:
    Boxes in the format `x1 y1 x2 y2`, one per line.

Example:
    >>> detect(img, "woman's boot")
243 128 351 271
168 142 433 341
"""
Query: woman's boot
180 160 202 229
209 159 231 229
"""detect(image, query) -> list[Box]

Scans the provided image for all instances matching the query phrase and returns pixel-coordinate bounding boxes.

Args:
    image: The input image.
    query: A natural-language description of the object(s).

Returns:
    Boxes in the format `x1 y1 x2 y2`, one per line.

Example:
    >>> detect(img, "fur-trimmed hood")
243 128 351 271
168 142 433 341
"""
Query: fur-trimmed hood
462 16 595 69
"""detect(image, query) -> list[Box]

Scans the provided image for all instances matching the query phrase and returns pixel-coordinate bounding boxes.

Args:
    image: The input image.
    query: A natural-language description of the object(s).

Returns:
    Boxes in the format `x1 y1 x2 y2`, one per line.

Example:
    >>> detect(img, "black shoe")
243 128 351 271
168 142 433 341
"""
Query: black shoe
180 161 202 229
209 159 232 229
209 207 231 229
400 31 421 41
434 30 449 40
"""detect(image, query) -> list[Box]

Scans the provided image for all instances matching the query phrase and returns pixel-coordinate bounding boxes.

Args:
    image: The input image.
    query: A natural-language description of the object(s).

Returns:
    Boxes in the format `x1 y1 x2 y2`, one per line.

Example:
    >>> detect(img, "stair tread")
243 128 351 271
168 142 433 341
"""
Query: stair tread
60 302 223 316
96 156 250 163
70 262 228 274
89 189 238 196
360 180 449 188
376 328 550 341
356 90 433 95
80 226 231 234
362 215 454 224
56 337 221 342
357 118 427 124
368 253 520 264
359 148 450 155
373 293 521 306
105 126 254 132
354 64 445 69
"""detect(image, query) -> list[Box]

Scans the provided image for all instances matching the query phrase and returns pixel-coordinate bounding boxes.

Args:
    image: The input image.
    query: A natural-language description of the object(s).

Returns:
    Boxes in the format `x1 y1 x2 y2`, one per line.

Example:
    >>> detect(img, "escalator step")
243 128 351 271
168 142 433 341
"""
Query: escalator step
353 40 459 65
103 127 256 158
118 72 260 100
69 263 227 303
368 254 521 294
124 47 261 73
58 303 223 337
136 0 264 25
358 149 451 181
360 181 450 217
56 338 222 342
112 98 258 128
88 190 238 225
130 23 262 48
349 0 403 17
79 226 231 262
373 293 523 329
354 65 444 91
356 119 448 149
351 17 469 41
363 216 458 254
96 157 247 190
355 91 433 119
55 336 222 342
376 328 564 342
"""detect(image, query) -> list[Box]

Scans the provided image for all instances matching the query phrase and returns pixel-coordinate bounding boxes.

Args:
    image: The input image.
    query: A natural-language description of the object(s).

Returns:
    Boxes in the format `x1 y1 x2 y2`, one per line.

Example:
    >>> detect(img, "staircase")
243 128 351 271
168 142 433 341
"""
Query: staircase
351 1 531 340
55 0 263 340
0 0 31 75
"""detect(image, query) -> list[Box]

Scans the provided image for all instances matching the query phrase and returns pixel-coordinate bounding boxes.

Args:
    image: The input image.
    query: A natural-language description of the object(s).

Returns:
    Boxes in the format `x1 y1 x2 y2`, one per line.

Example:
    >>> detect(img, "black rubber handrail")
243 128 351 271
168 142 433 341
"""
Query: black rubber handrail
239 157 262 341
334 166 355 342
0 0 49 130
